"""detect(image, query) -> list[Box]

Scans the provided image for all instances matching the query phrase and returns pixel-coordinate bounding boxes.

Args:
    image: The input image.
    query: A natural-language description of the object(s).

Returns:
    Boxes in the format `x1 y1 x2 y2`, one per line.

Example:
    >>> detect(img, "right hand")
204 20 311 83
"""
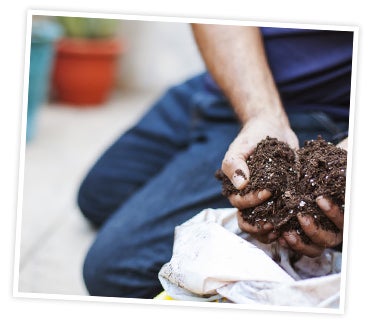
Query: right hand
222 115 299 240
222 115 299 207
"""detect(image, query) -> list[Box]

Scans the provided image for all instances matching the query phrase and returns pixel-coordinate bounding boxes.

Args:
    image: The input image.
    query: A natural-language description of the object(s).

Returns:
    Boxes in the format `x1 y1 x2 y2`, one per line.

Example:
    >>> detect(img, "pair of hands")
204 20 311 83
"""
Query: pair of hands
222 116 346 257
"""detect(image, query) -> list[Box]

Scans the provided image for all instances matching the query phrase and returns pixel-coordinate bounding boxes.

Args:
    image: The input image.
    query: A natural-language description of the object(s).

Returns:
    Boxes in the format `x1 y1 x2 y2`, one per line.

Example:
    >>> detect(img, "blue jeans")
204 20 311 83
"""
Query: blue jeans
78 73 349 299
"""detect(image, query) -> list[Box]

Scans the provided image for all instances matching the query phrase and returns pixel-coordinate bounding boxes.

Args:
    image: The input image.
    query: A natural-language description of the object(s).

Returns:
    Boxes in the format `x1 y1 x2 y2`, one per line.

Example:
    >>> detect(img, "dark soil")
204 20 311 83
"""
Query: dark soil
215 136 347 244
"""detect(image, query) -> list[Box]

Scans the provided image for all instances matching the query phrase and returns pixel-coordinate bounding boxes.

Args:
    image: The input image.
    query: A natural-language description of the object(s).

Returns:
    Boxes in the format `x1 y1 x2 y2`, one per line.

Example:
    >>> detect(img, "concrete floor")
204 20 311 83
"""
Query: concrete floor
17 89 160 296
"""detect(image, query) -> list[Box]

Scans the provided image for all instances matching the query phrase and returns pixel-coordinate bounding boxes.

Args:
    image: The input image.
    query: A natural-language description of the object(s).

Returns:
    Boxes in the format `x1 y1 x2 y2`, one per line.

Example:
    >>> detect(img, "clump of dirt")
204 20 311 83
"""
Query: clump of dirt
215 136 347 244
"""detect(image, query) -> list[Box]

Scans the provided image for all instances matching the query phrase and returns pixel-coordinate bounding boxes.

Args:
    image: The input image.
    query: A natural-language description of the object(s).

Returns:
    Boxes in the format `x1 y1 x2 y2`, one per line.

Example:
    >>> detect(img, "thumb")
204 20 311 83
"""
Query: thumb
222 152 250 190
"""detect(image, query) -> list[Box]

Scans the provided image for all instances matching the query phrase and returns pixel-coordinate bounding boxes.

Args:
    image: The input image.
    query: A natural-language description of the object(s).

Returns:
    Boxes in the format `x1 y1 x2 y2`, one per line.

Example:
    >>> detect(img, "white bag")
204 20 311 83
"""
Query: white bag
158 208 342 308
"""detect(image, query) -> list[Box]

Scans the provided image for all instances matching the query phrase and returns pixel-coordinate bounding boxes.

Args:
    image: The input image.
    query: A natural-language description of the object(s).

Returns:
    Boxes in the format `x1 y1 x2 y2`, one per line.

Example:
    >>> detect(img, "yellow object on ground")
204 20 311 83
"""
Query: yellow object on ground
154 291 174 300
154 291 229 303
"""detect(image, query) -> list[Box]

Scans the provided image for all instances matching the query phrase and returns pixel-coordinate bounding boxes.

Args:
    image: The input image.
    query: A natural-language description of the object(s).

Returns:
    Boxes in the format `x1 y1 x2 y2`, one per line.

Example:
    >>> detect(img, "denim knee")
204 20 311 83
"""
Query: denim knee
82 241 163 299
77 174 106 226
82 245 108 296
77 165 125 227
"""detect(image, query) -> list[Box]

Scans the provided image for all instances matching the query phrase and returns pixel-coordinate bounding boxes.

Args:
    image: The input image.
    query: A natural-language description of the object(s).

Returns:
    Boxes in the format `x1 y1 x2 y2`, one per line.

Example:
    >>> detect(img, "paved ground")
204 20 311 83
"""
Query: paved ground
17 89 159 296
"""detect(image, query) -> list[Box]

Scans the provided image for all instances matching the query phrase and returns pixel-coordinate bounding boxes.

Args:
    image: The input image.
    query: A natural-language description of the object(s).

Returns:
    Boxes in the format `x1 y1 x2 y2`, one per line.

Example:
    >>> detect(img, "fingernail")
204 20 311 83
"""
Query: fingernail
287 233 297 245
317 197 331 212
303 216 311 226
298 213 310 226
233 174 246 189
263 222 273 230
257 190 268 200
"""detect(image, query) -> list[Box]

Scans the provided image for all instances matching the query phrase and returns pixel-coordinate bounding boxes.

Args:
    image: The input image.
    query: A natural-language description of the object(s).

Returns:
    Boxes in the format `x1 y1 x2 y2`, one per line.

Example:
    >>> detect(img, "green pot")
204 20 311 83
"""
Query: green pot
27 19 62 141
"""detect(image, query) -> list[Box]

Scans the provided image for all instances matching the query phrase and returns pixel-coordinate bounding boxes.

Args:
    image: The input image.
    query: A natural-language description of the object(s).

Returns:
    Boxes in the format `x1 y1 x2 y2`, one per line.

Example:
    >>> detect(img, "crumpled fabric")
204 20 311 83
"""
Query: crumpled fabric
158 208 342 308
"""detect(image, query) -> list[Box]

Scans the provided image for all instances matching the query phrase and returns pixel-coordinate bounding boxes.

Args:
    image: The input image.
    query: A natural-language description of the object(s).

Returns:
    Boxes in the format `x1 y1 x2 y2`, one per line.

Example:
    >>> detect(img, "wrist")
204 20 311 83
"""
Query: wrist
238 110 299 150
242 104 290 127
233 86 287 125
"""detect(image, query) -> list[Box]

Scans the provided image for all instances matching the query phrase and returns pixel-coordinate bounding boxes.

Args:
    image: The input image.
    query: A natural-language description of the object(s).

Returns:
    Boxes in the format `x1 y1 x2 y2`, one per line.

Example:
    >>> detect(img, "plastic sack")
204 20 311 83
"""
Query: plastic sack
158 208 342 308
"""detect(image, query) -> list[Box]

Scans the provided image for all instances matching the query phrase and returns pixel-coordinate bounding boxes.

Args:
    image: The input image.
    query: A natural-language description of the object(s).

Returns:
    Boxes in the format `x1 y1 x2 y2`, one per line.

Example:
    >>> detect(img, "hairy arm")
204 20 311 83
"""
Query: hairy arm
192 25 284 124
192 24 298 202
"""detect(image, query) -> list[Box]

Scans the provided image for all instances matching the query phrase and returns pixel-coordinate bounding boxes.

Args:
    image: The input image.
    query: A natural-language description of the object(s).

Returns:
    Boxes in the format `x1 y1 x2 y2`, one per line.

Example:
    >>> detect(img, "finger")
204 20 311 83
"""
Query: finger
297 213 343 247
229 189 272 209
237 211 274 234
282 231 324 258
316 196 344 230
253 231 279 244
266 230 280 243
285 130 300 150
238 214 278 244
222 151 250 190
278 236 288 248
336 137 348 151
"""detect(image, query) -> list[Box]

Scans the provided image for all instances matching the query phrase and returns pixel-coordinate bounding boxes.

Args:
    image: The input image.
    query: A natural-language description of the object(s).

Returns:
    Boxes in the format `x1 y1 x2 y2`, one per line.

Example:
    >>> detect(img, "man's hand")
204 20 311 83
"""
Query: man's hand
192 24 299 242
280 137 348 257
223 116 299 243
222 115 299 210
280 196 344 257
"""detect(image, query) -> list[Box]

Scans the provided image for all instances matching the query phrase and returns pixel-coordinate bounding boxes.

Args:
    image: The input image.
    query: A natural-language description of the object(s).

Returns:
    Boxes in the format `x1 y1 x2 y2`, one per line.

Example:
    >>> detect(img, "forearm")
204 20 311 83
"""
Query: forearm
192 23 299 193
192 24 288 125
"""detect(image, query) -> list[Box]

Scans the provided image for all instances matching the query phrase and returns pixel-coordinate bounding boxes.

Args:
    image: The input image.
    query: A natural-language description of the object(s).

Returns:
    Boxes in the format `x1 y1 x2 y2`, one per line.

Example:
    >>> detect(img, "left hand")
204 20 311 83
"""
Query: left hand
280 196 344 257
280 137 348 257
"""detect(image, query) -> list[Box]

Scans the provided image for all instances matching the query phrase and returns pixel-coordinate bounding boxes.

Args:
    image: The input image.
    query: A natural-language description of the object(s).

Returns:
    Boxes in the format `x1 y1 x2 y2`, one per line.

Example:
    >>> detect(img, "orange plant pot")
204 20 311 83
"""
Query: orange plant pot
52 38 124 106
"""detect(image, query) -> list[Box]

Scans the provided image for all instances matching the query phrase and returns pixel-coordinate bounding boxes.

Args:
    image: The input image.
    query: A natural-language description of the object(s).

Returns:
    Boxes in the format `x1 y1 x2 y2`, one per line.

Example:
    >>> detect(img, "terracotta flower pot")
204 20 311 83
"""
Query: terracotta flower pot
52 38 124 106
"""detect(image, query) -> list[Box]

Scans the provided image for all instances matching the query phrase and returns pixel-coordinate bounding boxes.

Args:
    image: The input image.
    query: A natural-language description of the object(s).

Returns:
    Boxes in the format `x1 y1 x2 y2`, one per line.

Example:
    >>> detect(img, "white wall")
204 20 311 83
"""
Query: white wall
117 20 205 91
